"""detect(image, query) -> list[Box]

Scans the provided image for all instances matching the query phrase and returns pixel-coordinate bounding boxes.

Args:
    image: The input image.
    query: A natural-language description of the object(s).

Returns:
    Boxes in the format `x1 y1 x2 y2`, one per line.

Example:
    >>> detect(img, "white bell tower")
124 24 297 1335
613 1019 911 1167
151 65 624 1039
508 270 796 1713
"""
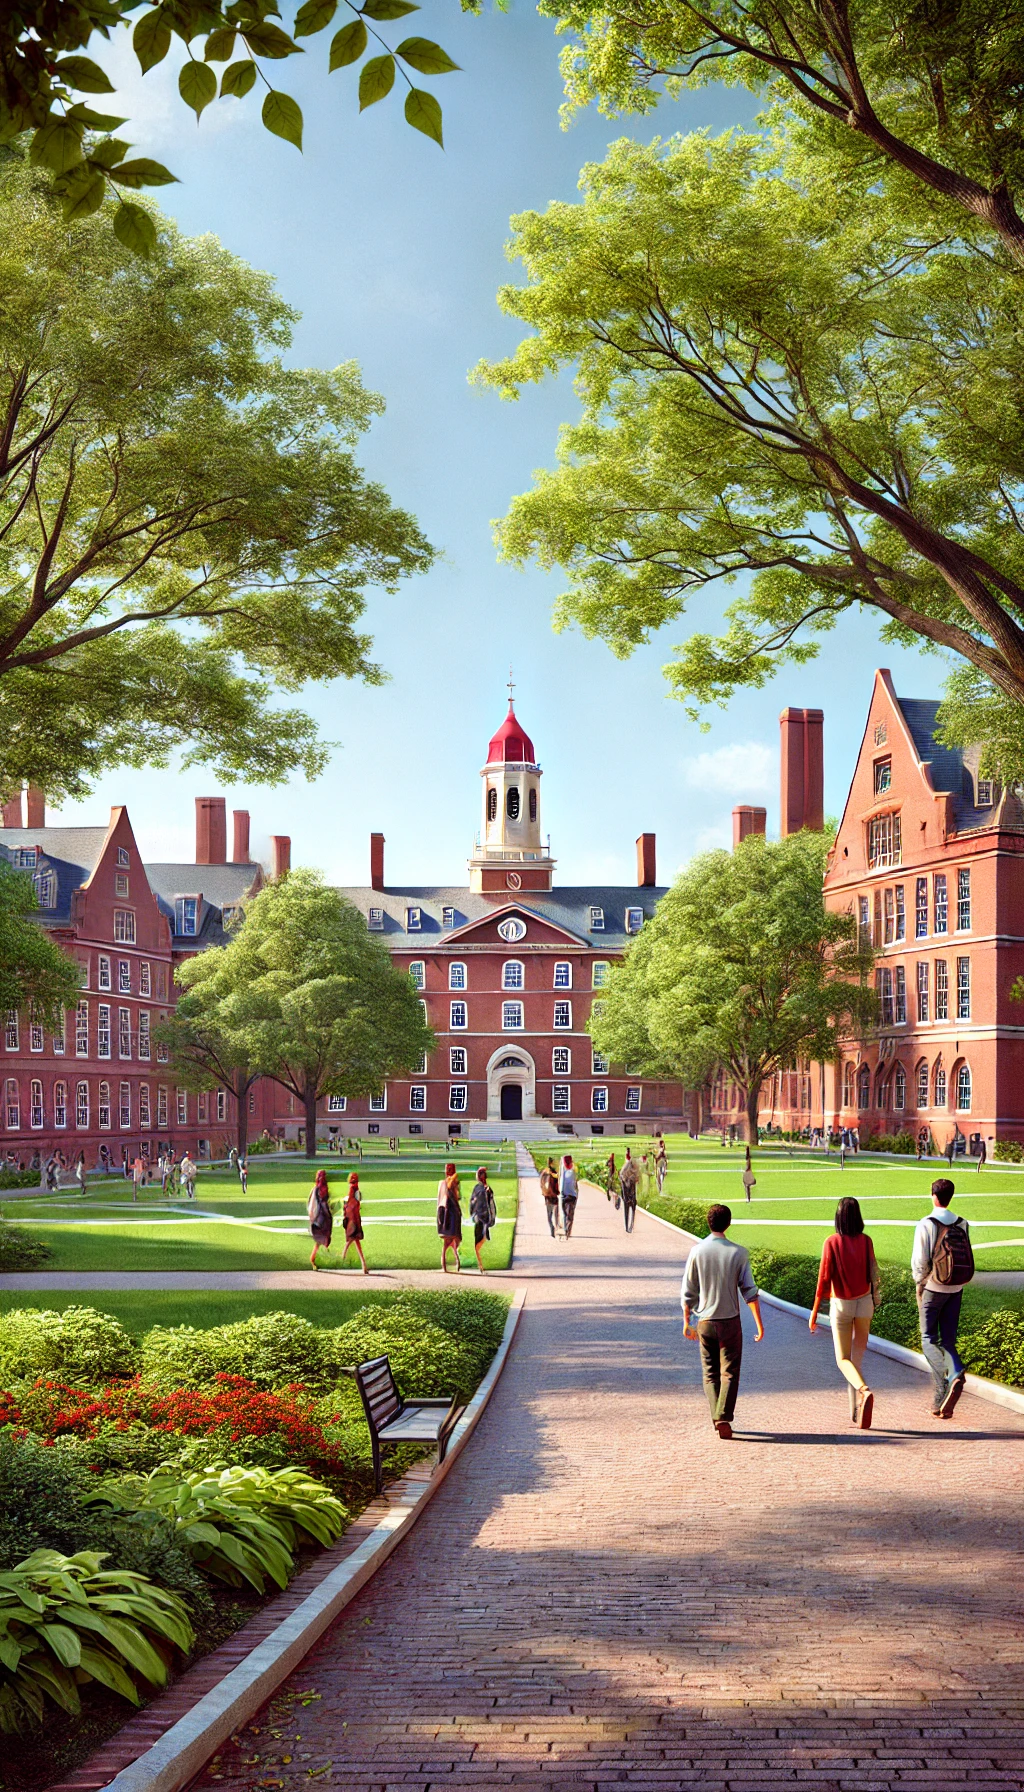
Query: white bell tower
468 677 555 894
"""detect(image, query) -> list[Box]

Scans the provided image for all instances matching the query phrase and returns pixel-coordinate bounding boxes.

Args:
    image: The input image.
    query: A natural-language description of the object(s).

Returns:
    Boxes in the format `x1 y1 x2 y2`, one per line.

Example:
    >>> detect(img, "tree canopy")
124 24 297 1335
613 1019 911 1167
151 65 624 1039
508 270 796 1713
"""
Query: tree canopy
0 861 83 1027
173 869 434 1157
0 162 433 803
589 830 874 1141
155 946 260 1154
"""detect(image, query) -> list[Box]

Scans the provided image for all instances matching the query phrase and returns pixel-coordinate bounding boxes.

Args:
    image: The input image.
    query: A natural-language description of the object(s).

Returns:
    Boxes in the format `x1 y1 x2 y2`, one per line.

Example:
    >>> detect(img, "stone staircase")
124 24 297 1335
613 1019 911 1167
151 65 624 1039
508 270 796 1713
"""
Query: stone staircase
468 1119 562 1142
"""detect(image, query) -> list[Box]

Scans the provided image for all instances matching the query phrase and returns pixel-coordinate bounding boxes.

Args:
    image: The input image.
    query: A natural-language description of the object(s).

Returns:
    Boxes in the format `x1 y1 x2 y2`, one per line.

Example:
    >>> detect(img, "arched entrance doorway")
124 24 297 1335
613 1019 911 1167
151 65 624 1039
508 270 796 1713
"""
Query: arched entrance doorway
486 1046 536 1123
500 1083 523 1121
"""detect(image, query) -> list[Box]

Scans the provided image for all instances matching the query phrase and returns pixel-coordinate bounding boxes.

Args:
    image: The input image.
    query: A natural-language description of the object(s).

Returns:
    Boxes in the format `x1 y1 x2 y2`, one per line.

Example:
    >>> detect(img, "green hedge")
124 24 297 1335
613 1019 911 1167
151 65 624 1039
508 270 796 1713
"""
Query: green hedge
0 1305 138 1386
140 1311 337 1393
865 1131 917 1155
995 1140 1024 1162
637 1189 711 1238
0 1170 43 1190
0 1222 51 1270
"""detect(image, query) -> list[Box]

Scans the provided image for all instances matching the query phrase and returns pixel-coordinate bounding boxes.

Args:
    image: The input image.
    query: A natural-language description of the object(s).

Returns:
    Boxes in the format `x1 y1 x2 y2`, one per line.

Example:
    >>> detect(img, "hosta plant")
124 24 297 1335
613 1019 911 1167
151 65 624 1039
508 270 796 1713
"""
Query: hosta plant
0 1549 194 1733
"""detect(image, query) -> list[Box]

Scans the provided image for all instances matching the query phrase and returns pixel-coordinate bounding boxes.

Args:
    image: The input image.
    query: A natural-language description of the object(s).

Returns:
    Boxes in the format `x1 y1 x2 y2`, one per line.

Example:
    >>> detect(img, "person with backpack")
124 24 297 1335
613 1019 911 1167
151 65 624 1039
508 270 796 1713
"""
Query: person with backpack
470 1166 497 1273
808 1195 881 1428
619 1150 639 1232
911 1176 974 1419
559 1154 579 1238
308 1166 334 1269
540 1157 560 1237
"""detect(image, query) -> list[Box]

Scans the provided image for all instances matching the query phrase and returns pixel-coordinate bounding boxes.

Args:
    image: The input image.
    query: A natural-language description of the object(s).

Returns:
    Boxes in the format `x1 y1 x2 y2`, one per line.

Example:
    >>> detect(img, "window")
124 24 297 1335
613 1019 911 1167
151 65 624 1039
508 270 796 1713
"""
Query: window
934 874 947 933
450 1046 467 1075
139 1084 151 1128
249 1089 256 1114
551 962 571 989
98 1081 111 1129
29 1019 43 1053
876 967 893 1027
76 1081 89 1128
893 1064 906 1110
34 871 55 909
197 1092 209 1124
858 896 870 949
857 1064 870 1108
591 961 610 989
368 907 384 931
934 1062 947 1107
176 1088 187 1124
957 956 971 1020
117 847 130 868
625 1087 641 1112
502 1001 524 1030
917 1061 929 1108
506 786 520 820
842 1062 854 1107
502 961 524 990
29 1079 43 1128
118 960 131 993
115 873 129 898
370 1090 387 1112
409 961 425 990
119 1082 131 1128
876 1069 888 1110
409 1086 426 1112
917 961 929 1022
97 1005 111 1058
75 1001 88 1056
592 1086 609 1113
98 955 111 991
486 787 497 821
894 964 907 1023
895 884 905 941
406 906 422 931
114 909 136 944
957 867 971 931
977 778 994 806
138 1010 150 1060
16 847 36 868
625 907 644 933
529 788 538 822
589 906 605 931
956 1064 972 1111
552 1046 570 1075
450 1001 467 1030
867 812 901 868
884 887 894 944
157 1086 168 1128
552 1085 570 1113
52 1014 65 1055
4 1078 18 1130
118 1008 131 1058
916 878 928 938
4 1012 17 1052
449 1085 467 1112
553 1000 572 1030
215 1090 226 1121
54 1081 67 1128
874 757 892 794
873 890 882 946
935 959 949 1020
156 1020 168 1064
592 1050 610 1074
448 962 466 991
139 961 151 997
327 1095 347 1113
442 906 455 928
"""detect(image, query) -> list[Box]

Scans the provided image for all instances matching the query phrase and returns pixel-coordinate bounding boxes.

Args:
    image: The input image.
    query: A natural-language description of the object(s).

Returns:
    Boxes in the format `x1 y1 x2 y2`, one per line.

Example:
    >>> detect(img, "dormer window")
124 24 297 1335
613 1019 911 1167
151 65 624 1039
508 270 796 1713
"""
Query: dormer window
34 871 55 909
117 847 130 868
175 897 198 937
442 905 456 928
407 905 422 931
977 778 994 806
16 848 37 868
506 787 520 820
487 788 497 821
874 757 891 795
368 907 384 930
625 907 644 934
589 906 605 931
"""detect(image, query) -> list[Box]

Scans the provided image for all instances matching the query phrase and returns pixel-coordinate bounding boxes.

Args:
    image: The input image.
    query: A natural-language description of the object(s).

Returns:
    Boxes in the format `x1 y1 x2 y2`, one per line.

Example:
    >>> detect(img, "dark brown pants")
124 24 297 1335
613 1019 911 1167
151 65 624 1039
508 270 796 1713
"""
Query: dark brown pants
697 1314 744 1424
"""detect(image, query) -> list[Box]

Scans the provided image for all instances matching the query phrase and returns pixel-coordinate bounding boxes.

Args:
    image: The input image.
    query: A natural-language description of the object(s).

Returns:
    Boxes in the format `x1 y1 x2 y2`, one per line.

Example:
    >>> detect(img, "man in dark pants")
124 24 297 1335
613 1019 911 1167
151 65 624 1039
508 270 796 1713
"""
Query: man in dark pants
682 1203 765 1439
912 1176 972 1418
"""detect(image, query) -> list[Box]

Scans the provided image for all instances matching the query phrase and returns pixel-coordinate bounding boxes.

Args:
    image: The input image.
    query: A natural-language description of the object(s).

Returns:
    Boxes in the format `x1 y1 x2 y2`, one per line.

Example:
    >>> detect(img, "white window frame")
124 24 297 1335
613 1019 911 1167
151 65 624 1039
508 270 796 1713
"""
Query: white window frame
409 1085 427 1112
216 1088 226 1122
76 1080 89 1129
956 1064 972 1111
98 955 111 992
29 1019 43 1053
157 1086 168 1128
115 873 129 898
97 1004 111 1059
29 1078 43 1129
625 907 644 934
450 1000 467 1030
552 1084 571 1113
118 960 131 993
98 1080 111 1129
449 1046 467 1075
502 1000 524 1031
553 1000 572 1030
119 1081 131 1128
118 1007 132 1059
553 961 572 989
175 897 198 938
934 873 948 934
956 956 971 1021
176 1087 188 1125
442 906 455 928
35 871 55 909
3 1012 16 1052
591 961 610 989
449 1084 467 1113
370 1089 387 1113
52 1013 65 1056
935 958 949 1021
327 1094 347 1113
409 960 425 990
114 909 136 944
448 961 467 990
75 1001 88 1057
592 1050 610 1075
591 1086 609 1113
552 1046 570 1075
139 1083 151 1128
957 867 971 931
54 1080 67 1128
117 847 130 868
502 960 524 990
406 906 422 932
589 906 605 931
139 961 152 997
625 1087 642 1112
917 1061 929 1108
138 1010 151 1060
4 1078 19 1130
368 907 384 931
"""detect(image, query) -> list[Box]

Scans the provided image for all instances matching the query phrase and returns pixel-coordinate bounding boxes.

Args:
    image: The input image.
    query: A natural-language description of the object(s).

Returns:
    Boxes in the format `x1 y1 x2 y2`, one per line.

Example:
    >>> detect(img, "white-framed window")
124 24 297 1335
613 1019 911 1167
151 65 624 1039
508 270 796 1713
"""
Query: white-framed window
874 756 892 794
917 1060 929 1108
15 847 36 868
75 1002 89 1058
4 1078 19 1130
328 1094 347 1113
502 1001 524 1030
115 873 129 898
118 960 131 993
34 871 56 909
54 1080 67 1128
29 1019 43 1053
98 955 111 992
591 1086 609 1112
450 1001 467 1030
956 1063 972 1110
98 1081 111 1129
867 812 901 869
117 847 130 868
977 778 994 806
592 1050 610 1074
175 898 198 937
157 1086 168 1128
197 1092 209 1124
176 1087 188 1125
893 1064 906 1110
625 1087 641 1112
118 1007 131 1058
368 907 384 931
589 906 605 931
442 905 455 928
97 1005 111 1059
448 962 466 990
957 956 971 1020
52 1013 65 1055
138 1010 150 1060
895 885 905 941
450 1046 467 1075
591 961 610 989
553 961 572 989
552 1085 570 1113
216 1088 226 1122
449 1085 467 1113
139 1084 151 1128
553 1000 572 1029
934 874 948 934
934 1062 947 1108
29 1079 43 1128
114 909 136 944
119 1081 131 1128
935 959 949 1021
552 1046 570 1075
625 907 644 934
409 961 425 990
894 964 906 1024
3 1012 16 1052
915 878 928 938
406 906 422 932
409 1085 426 1112
957 868 971 931
884 887 894 945
876 967 893 1027
139 961 152 997
502 960 524 990
917 961 929 1022
370 1089 387 1112
76 1080 89 1129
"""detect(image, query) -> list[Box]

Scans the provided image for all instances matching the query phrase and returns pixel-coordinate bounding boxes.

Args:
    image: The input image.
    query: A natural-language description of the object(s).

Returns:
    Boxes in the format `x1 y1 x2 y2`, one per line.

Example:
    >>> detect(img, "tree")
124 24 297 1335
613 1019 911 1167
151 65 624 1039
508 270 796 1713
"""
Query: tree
0 162 433 802
0 862 83 1026
172 869 433 1158
3 0 462 248
589 831 874 1142
155 993 261 1156
476 129 1024 780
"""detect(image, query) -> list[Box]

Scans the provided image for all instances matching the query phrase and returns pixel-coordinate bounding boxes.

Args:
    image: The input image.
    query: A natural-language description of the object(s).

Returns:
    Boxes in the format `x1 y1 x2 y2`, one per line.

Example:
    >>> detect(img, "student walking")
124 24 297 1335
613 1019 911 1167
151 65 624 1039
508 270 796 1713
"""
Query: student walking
74 1151 87 1196
977 1137 987 1173
308 1167 333 1269
619 1150 639 1232
340 1172 368 1274
912 1176 974 1418
682 1203 764 1439
131 1154 145 1203
741 1146 756 1205
540 1157 560 1237
180 1152 197 1201
470 1166 497 1273
238 1154 248 1195
808 1196 881 1428
605 1151 616 1202
438 1165 463 1272
655 1139 668 1193
559 1154 579 1238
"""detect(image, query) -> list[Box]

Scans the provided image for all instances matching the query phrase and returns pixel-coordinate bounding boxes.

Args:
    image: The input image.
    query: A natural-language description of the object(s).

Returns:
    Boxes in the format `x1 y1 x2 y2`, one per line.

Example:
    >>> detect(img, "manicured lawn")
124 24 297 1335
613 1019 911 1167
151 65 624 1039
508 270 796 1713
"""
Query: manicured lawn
0 1287 399 1331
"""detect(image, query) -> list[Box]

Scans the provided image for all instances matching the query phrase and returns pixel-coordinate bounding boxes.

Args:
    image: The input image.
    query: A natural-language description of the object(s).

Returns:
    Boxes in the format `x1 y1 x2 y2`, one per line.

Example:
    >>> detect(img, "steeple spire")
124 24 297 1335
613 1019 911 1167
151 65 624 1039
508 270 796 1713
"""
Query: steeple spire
469 687 555 894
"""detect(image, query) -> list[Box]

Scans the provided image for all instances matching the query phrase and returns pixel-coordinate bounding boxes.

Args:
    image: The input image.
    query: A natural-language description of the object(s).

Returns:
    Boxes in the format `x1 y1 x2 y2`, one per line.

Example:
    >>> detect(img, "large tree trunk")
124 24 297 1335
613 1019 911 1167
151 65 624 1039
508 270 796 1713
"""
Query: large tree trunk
235 1071 251 1156
745 1079 763 1146
303 1085 319 1159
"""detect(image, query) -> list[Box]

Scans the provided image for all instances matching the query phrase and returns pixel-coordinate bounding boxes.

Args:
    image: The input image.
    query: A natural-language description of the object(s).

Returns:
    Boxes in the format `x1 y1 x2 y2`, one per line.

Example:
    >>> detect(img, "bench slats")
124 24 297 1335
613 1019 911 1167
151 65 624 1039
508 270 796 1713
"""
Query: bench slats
352 1354 463 1493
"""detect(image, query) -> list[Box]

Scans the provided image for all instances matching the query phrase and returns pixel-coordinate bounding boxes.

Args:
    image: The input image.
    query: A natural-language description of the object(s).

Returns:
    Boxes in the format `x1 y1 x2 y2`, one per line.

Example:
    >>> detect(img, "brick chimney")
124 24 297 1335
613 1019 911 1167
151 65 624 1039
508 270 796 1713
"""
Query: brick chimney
25 786 45 829
232 809 251 864
780 708 824 836
636 833 656 887
1 791 22 827
271 835 291 879
370 832 385 892
732 805 767 848
195 796 227 865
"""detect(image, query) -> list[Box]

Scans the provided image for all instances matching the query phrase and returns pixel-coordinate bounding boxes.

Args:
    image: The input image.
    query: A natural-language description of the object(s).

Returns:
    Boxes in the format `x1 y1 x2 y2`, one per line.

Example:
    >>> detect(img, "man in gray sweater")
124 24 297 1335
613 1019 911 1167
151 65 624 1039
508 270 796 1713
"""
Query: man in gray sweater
682 1203 764 1439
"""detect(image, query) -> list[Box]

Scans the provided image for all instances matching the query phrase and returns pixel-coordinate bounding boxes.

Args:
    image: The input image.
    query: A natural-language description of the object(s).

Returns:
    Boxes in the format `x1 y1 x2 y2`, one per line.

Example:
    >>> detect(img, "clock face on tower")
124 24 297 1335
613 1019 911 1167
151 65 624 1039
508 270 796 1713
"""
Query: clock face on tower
506 871 522 890
497 916 527 942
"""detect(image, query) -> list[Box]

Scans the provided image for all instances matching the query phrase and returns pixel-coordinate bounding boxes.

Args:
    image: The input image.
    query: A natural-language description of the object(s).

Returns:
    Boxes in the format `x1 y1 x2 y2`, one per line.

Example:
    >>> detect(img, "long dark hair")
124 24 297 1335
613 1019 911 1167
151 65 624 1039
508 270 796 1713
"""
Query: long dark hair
835 1196 864 1237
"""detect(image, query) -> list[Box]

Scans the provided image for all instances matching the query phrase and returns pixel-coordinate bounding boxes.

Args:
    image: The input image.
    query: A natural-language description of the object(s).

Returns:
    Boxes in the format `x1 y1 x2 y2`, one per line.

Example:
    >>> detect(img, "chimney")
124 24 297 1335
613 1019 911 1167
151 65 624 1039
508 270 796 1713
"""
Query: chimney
232 809 251 864
732 805 767 849
780 708 824 836
636 832 656 887
271 834 291 879
25 786 44 829
1 790 22 827
195 796 227 865
370 832 385 892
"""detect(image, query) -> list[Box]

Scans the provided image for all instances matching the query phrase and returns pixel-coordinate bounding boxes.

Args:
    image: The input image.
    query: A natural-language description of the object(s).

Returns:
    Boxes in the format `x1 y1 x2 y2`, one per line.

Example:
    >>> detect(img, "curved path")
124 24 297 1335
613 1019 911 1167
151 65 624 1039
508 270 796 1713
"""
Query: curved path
195 1151 1024 1792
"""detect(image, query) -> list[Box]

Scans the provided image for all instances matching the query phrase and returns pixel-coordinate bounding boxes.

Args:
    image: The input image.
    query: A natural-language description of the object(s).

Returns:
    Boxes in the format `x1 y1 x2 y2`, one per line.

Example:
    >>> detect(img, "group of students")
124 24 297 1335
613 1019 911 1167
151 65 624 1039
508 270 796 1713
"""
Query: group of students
539 1154 579 1238
683 1176 974 1437
538 1144 667 1240
305 1161 499 1275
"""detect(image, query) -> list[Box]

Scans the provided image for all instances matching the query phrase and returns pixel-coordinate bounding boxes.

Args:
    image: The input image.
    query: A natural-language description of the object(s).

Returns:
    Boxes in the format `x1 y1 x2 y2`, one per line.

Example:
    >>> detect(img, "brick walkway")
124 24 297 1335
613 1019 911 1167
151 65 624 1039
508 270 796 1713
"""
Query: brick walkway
193 1154 1024 1792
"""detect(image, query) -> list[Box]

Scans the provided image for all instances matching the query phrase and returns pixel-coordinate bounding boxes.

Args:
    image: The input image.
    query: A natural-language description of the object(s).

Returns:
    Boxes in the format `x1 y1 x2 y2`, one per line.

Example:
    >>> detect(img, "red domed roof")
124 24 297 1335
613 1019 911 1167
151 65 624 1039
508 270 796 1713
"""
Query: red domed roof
486 702 535 766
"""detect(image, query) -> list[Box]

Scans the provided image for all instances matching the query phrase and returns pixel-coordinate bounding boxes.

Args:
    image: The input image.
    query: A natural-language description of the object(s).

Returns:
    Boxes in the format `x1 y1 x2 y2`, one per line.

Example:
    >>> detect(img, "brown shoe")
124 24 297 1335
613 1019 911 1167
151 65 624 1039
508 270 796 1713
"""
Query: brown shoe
940 1374 965 1419
715 1419 733 1439
856 1389 874 1430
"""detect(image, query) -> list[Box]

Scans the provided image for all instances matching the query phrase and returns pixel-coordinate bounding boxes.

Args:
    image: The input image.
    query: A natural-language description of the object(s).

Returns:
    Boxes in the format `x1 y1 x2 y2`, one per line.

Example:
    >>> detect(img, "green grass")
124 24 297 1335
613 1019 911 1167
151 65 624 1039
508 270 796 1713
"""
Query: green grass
2 1158 518 1274
0 1287 401 1331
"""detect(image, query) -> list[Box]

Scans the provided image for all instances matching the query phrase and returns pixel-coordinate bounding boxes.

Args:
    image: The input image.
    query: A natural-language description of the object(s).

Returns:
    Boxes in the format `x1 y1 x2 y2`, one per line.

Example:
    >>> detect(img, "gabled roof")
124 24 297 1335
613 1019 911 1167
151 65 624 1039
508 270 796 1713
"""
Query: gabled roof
0 826 108 925
336 884 666 946
444 901 590 948
145 861 262 949
895 697 995 832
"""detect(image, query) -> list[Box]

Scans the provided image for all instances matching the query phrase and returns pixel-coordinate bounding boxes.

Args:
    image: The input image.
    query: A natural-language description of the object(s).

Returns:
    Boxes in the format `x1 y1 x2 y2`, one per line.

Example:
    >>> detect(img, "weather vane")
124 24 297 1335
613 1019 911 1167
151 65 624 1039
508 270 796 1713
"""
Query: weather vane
507 664 515 705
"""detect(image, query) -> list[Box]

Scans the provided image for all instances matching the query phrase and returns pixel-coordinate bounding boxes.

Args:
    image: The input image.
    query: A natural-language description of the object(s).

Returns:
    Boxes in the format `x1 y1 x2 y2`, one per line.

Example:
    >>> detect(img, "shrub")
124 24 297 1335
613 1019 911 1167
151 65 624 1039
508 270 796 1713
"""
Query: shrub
140 1311 335 1393
0 1432 93 1568
0 1306 138 1387
748 1249 819 1309
389 1290 507 1385
332 1310 477 1401
0 1172 43 1190
638 1190 710 1238
864 1132 916 1155
994 1140 1024 1162
0 1223 51 1269
960 1309 1024 1387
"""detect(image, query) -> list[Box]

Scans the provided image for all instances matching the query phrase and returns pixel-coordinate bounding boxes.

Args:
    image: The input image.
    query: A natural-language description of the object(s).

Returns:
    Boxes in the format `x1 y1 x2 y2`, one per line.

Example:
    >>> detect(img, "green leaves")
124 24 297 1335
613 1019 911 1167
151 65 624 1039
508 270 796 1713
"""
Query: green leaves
107 157 178 188
329 19 367 68
29 120 84 175
359 54 395 108
262 90 303 148
221 58 257 96
112 201 158 258
241 20 302 57
59 167 106 221
361 0 419 16
54 56 116 94
132 9 172 73
203 26 237 61
396 38 459 74
179 59 217 118
405 87 443 145
294 0 338 35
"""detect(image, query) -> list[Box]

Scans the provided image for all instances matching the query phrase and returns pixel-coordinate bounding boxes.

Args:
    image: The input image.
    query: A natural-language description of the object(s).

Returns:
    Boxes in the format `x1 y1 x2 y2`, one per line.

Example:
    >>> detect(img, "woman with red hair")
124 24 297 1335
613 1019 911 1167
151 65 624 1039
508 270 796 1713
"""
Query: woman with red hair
308 1167 333 1270
436 1162 462 1272
340 1171 368 1274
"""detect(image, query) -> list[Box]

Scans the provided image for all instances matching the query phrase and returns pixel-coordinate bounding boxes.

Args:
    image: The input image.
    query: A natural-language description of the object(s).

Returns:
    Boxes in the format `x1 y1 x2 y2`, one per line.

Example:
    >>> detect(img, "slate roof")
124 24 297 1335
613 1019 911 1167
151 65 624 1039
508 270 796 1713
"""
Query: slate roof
335 885 667 946
0 826 108 925
897 697 998 832
145 862 262 949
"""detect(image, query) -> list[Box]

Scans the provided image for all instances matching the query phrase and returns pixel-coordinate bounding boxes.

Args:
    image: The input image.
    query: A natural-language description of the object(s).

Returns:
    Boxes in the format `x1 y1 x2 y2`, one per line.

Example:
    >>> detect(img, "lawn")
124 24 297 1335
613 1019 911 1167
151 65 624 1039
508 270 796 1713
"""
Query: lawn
2 1154 518 1274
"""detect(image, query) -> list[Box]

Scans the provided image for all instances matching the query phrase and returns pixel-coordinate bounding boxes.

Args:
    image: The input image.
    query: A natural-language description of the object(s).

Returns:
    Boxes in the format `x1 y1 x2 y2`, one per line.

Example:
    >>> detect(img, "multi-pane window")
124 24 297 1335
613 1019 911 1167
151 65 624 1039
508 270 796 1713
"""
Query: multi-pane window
957 868 971 931
98 956 111 991
448 1085 467 1113
117 847 130 868
98 1081 111 1128
884 888 894 945
29 1018 43 1052
874 757 892 793
591 1087 609 1112
934 1063 947 1107
894 964 907 1024
119 1082 131 1128
327 1095 347 1112
118 960 131 993
553 1001 572 1029
553 962 572 989
197 1093 209 1124
592 961 610 989
216 1089 226 1122
957 956 971 1020
35 871 55 908
934 874 948 933
409 961 425 990
157 1086 168 1128
138 1011 151 1060
873 891 882 946
369 1090 387 1112
450 1001 467 1030
114 910 136 944
552 1046 570 1075
140 961 151 997
895 885 905 941
893 1065 906 1110
29 1079 43 1128
917 1061 929 1108
442 906 455 928
76 1081 89 1129
115 873 129 898
625 1087 641 1112
956 1064 972 1111
448 962 466 991
368 907 384 931
935 959 949 1021
625 907 644 933
502 961 524 990
176 1088 188 1124
552 1085 570 1113
915 878 928 938
3 1078 18 1129
450 1046 467 1075
867 812 901 868
54 1081 67 1128
409 1086 427 1112
843 1062 855 1107
502 1001 524 1030
97 1005 111 1058
589 907 605 931
52 1013 65 1055
592 1050 610 1074
139 1084 151 1128
118 1008 131 1058
977 779 994 806
858 895 870 949
876 967 894 1027
406 906 422 932
175 898 198 937
858 1064 871 1109
917 961 929 1022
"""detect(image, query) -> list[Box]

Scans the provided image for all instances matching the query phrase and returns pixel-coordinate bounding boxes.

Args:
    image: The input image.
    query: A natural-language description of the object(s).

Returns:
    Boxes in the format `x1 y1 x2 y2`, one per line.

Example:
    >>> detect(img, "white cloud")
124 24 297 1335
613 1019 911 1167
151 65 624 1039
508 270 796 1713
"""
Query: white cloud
681 741 774 796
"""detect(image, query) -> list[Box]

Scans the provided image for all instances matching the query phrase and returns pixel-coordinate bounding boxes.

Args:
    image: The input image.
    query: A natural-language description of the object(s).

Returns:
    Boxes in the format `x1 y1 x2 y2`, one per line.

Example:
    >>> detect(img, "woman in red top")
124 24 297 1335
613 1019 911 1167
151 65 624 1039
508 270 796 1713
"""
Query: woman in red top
809 1195 881 1429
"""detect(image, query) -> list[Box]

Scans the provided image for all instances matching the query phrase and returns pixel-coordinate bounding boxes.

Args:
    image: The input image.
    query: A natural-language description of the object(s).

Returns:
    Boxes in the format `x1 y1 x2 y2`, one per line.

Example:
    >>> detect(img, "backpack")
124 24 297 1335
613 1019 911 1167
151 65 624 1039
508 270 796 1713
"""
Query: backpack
486 1187 497 1227
930 1216 975 1286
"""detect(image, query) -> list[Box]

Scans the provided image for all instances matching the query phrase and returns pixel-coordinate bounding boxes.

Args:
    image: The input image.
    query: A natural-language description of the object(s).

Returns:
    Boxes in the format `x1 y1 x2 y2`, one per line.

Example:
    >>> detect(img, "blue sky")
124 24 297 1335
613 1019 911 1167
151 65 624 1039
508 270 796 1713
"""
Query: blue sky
56 5 945 886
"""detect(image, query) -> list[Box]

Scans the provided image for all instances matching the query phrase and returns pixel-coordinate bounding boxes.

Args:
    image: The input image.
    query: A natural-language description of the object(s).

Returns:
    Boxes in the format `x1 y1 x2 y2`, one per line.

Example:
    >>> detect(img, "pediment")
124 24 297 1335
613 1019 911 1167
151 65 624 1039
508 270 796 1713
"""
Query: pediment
444 903 589 949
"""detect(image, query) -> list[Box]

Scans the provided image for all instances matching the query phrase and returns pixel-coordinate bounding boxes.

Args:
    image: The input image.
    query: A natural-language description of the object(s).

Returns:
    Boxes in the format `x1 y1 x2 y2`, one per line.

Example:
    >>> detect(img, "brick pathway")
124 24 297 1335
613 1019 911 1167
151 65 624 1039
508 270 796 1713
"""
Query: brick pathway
192 1153 1024 1792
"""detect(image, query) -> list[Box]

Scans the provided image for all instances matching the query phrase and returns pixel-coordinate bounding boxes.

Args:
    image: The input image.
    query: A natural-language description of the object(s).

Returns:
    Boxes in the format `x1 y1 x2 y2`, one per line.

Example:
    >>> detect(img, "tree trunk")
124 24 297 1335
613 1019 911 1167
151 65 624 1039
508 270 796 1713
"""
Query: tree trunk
745 1079 763 1146
235 1071 251 1156
303 1086 319 1159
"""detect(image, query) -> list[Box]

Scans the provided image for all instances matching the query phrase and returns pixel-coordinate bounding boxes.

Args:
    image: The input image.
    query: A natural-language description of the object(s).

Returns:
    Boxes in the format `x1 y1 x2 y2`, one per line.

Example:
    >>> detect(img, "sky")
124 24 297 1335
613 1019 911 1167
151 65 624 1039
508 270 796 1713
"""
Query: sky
51 5 946 886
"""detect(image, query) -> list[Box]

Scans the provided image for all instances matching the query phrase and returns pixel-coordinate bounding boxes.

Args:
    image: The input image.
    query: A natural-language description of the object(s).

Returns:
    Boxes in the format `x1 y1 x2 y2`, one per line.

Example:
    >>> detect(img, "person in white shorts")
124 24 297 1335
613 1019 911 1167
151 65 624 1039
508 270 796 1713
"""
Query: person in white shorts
808 1195 881 1429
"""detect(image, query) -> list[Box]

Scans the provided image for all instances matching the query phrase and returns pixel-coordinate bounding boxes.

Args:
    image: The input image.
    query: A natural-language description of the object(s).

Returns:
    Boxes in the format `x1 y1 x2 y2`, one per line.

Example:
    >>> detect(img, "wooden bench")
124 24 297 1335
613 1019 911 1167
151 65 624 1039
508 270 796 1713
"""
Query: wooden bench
353 1355 464 1494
